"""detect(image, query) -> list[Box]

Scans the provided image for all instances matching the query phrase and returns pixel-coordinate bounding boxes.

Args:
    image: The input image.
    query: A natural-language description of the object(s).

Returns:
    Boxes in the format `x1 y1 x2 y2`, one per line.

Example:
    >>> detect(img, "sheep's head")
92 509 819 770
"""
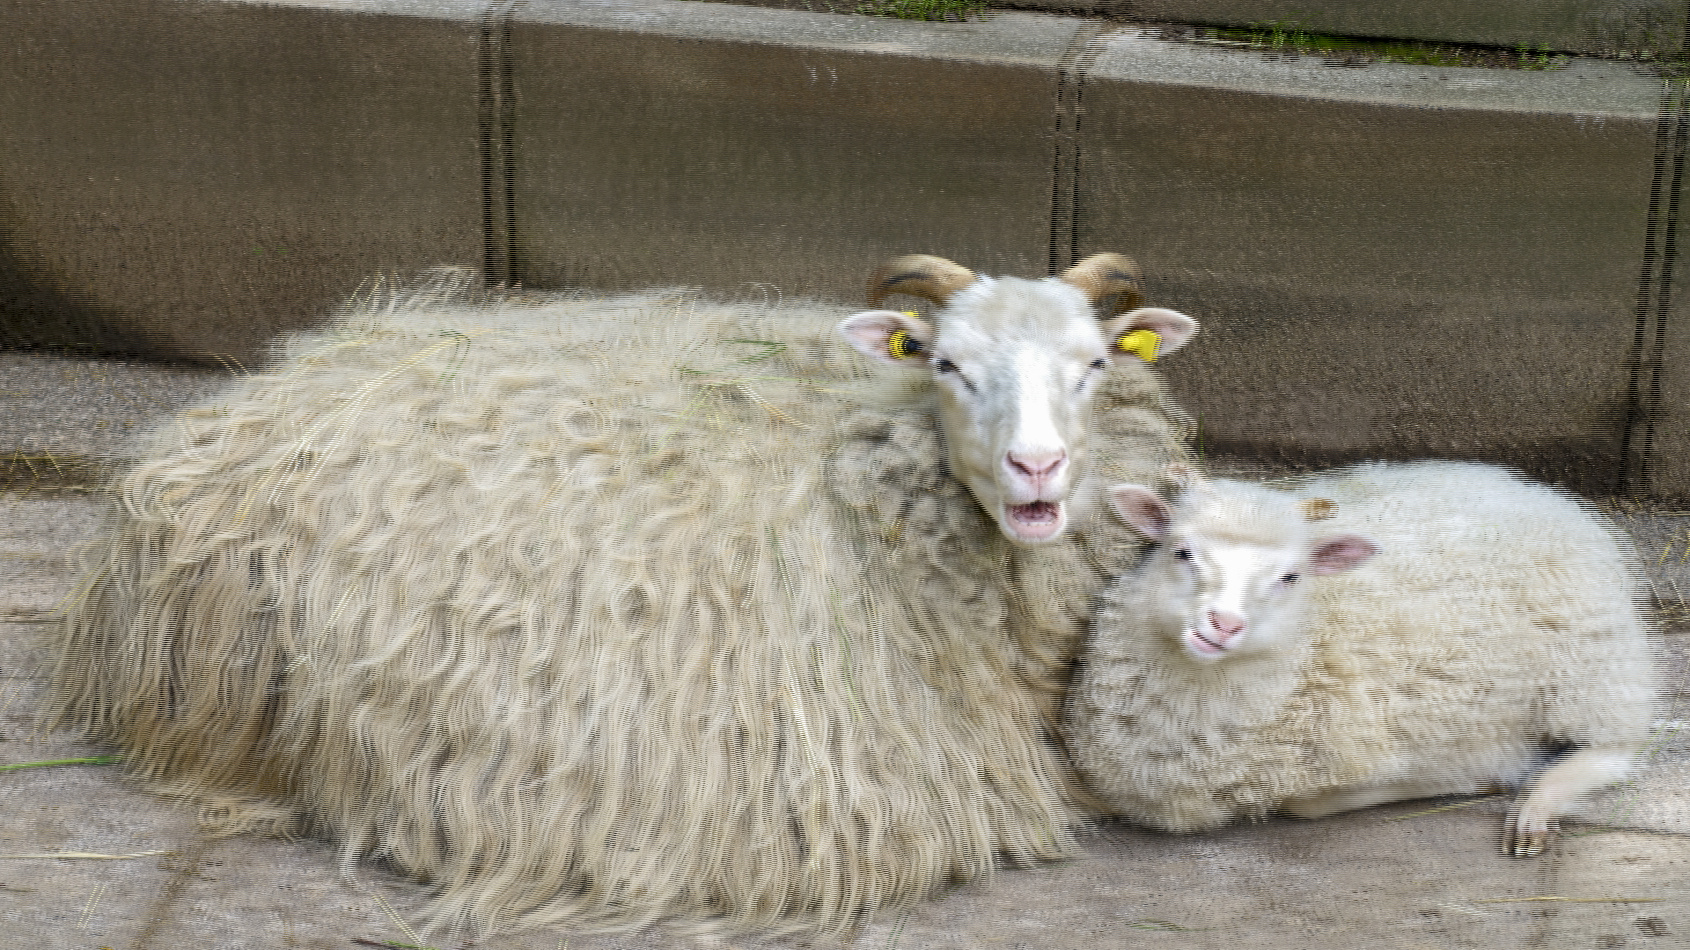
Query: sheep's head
1107 471 1377 663
838 254 1198 545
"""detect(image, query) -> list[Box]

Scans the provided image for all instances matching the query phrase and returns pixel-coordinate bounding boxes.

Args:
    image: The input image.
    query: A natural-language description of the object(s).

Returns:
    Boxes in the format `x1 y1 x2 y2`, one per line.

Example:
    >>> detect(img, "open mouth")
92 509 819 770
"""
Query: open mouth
1005 500 1064 540
1185 628 1227 657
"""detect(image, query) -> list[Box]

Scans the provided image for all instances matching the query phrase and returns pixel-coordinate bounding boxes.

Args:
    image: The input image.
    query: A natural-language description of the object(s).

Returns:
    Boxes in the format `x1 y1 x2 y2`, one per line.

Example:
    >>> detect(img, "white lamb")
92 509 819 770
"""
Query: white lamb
50 256 1197 937
1065 461 1660 854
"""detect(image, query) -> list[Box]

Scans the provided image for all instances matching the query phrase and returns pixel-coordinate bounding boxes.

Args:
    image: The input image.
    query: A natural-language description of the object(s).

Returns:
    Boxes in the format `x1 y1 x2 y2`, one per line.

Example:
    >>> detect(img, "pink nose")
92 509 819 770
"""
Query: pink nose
1206 610 1246 644
1007 449 1067 481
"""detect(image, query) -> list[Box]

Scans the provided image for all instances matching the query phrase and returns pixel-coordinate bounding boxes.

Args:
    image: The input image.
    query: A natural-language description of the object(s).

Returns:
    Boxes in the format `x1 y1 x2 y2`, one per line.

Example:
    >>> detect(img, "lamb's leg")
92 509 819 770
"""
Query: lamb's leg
1282 780 1487 820
1507 745 1638 857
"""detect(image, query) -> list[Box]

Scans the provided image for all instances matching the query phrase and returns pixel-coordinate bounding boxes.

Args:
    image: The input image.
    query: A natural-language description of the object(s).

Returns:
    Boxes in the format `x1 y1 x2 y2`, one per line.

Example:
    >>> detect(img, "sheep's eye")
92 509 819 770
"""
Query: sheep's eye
1281 572 1300 585
1089 358 1107 371
1173 547 1192 561
934 358 957 374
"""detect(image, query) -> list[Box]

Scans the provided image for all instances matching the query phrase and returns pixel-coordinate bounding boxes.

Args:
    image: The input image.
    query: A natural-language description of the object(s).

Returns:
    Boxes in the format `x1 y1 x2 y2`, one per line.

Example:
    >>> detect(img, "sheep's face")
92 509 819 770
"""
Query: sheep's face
1109 480 1377 663
840 277 1196 545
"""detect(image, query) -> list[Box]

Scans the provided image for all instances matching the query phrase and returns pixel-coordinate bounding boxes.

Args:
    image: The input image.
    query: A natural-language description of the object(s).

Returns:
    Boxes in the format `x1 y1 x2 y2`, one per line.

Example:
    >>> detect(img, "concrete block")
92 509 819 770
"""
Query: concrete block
1078 34 1661 493
855 809 1547 949
509 0 1083 302
1018 0 1687 58
0 0 487 365
0 352 231 473
1547 830 1690 946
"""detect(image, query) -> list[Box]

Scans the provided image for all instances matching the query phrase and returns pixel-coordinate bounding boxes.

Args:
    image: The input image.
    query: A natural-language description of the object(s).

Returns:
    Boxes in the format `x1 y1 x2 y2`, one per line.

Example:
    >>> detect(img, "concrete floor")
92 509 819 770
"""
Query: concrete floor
2 349 1687 949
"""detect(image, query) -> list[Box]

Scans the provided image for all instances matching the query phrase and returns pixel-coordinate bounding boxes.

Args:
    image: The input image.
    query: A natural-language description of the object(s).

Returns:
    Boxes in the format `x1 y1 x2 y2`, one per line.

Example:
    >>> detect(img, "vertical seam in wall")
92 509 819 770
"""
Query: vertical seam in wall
1647 86 1690 492
499 1 519 284
478 1 517 287
1620 80 1674 495
1048 25 1110 276
1621 9 1690 496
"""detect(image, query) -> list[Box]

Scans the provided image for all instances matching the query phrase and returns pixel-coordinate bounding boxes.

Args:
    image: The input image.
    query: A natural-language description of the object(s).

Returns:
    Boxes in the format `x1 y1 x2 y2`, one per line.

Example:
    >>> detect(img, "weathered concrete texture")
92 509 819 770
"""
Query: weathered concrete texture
1084 35 1660 494
0 734 202 950
509 0 1080 301
849 806 1553 949
1549 830 1690 946
1017 0 1689 57
0 496 103 624
0 0 486 365
0 352 232 467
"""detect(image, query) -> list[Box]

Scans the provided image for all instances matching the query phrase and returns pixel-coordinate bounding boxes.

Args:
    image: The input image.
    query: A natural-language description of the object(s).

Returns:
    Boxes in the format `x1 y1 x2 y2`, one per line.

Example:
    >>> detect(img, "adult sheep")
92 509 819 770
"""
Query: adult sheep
50 256 1197 938
1066 461 1660 854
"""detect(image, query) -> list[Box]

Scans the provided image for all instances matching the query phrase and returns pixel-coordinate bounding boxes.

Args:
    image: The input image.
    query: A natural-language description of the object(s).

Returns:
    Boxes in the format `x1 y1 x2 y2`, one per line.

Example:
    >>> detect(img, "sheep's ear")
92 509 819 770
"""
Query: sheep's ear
1102 308 1198 363
1107 483 1172 540
1308 534 1377 575
838 310 936 365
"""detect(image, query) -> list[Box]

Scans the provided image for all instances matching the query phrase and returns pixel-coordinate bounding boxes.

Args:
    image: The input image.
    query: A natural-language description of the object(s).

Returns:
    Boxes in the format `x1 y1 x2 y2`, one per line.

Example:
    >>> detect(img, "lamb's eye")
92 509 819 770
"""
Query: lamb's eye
1281 572 1300 585
935 358 958 374
1173 547 1192 561
1089 358 1107 371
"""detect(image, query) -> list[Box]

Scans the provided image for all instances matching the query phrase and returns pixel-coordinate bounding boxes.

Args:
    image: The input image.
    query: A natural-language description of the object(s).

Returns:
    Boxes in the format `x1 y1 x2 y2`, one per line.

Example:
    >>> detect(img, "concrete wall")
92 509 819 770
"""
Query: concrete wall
508 3 1083 302
2 0 1685 497
0 0 485 364
1079 36 1660 492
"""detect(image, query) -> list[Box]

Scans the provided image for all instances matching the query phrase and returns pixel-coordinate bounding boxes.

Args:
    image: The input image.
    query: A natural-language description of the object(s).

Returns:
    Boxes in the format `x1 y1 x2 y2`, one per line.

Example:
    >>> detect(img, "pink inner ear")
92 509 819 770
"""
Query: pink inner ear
1308 534 1378 574
838 311 927 363
1123 308 1197 354
1108 485 1170 540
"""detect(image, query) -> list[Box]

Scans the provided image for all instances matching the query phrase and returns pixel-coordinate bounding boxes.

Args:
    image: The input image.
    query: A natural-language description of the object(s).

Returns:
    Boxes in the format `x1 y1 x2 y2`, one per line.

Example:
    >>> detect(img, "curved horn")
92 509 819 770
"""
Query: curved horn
1060 253 1146 317
867 255 977 309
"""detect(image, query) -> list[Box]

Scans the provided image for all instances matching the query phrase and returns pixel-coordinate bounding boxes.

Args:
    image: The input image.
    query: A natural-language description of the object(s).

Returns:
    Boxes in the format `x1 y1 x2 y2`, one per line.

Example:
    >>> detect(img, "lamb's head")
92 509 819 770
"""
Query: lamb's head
838 254 1197 544
1106 472 1378 663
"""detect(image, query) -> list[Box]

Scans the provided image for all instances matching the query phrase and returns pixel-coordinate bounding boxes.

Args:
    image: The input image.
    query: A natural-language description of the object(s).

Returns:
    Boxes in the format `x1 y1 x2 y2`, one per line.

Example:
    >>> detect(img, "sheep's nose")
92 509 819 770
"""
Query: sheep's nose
1206 610 1246 643
1007 449 1067 480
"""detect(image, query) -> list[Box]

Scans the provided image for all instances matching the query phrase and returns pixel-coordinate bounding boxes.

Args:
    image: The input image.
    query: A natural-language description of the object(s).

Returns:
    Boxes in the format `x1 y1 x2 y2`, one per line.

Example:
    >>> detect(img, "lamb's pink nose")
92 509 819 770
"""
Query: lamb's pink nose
1207 610 1246 644
1007 449 1067 481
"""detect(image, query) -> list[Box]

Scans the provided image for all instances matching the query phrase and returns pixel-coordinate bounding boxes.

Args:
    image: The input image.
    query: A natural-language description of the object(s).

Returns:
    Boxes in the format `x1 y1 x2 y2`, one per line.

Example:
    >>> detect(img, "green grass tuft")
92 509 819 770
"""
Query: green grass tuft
0 755 123 773
1209 20 1569 69
857 0 985 21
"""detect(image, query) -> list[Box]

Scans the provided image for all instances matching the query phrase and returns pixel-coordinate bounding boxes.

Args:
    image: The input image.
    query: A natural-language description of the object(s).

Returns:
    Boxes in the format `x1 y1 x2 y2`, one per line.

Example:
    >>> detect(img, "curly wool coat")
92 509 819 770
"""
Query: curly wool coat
1066 462 1660 834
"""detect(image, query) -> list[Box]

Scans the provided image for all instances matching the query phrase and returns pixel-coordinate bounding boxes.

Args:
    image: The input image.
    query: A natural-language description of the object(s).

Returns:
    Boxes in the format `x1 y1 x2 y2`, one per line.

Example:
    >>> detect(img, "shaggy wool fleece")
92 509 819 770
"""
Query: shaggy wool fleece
49 272 1186 937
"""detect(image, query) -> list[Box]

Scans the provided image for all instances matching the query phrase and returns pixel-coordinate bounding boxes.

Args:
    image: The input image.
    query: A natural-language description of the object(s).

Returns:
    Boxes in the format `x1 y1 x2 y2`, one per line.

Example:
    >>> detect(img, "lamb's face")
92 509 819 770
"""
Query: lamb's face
1149 530 1317 663
1109 480 1378 663
840 276 1196 545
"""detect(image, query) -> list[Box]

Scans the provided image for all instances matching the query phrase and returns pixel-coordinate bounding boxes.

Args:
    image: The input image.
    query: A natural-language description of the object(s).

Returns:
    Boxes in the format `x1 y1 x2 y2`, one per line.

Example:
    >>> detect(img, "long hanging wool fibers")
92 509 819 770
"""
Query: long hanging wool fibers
49 269 1192 938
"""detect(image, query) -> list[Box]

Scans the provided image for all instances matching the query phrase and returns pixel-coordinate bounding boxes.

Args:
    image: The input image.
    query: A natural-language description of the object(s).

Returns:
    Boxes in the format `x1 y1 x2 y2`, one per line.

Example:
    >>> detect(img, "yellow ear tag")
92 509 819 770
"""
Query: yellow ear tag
888 314 926 360
1117 329 1161 362
887 327 923 360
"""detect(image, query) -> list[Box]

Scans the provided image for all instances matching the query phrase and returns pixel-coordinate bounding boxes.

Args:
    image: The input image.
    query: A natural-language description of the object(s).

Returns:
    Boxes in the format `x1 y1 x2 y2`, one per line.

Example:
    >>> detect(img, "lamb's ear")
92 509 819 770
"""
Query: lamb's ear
1107 483 1173 540
1308 534 1378 575
838 310 936 365
1102 307 1198 363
